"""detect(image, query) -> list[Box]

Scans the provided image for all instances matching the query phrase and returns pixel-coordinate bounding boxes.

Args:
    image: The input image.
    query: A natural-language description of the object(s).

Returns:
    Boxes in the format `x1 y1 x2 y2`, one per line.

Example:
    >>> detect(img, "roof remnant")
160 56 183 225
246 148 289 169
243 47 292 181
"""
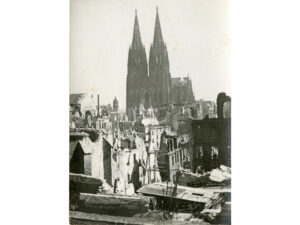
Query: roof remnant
137 183 230 204
79 138 94 154
70 138 95 158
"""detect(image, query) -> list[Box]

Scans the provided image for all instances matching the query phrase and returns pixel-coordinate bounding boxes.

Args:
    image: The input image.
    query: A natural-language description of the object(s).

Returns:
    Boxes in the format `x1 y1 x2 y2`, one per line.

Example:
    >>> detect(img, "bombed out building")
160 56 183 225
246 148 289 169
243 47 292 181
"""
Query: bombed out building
189 93 231 172
155 93 231 182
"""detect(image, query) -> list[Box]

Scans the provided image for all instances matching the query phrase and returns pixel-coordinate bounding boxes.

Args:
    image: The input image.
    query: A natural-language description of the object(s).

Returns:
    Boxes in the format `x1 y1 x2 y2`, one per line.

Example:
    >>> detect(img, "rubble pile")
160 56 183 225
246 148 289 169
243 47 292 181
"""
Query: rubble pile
191 165 231 223
136 165 231 224
97 180 113 194
209 165 231 183
179 165 231 188
70 163 231 222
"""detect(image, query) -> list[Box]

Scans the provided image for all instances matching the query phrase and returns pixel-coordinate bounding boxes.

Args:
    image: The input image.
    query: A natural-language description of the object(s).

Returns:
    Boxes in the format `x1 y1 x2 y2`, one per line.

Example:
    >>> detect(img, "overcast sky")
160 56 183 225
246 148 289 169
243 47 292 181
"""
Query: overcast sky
70 0 231 109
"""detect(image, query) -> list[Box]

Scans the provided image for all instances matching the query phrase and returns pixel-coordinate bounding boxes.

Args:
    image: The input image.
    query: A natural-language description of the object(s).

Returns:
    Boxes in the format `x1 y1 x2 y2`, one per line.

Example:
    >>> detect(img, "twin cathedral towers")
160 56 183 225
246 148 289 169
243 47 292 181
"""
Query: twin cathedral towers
126 8 194 116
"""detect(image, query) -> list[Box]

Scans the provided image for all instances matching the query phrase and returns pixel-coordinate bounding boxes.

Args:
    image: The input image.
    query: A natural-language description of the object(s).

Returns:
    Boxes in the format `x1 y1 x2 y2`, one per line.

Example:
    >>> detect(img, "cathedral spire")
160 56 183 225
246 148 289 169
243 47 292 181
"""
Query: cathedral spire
132 10 142 49
127 10 148 117
153 7 164 45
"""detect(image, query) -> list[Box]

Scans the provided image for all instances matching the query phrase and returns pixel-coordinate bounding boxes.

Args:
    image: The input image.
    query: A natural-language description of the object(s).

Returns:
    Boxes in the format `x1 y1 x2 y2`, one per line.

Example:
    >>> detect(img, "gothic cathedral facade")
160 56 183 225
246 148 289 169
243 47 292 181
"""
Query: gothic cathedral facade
126 8 194 118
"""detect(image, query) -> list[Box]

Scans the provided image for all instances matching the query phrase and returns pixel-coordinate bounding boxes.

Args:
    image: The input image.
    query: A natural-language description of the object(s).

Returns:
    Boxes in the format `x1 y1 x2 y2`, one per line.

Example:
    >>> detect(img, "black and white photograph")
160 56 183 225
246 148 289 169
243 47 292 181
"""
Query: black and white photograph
69 0 231 224
3 0 300 225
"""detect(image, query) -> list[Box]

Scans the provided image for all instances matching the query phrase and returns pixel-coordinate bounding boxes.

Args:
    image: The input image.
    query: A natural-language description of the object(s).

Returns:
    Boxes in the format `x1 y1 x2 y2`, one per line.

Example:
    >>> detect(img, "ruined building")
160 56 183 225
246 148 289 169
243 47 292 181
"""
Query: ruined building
70 93 97 118
189 93 231 172
126 8 194 119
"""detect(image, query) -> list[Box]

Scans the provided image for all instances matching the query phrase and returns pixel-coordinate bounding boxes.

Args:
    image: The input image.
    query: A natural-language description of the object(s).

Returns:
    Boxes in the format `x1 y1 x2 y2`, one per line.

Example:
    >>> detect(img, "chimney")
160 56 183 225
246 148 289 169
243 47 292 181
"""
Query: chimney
97 94 100 117
217 92 231 119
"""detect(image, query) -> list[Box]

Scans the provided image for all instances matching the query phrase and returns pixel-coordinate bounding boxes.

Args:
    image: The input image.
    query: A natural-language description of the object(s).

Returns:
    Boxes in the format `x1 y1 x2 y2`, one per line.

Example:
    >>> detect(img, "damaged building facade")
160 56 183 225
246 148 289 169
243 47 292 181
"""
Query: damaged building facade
155 93 231 181
70 127 153 193
189 93 231 172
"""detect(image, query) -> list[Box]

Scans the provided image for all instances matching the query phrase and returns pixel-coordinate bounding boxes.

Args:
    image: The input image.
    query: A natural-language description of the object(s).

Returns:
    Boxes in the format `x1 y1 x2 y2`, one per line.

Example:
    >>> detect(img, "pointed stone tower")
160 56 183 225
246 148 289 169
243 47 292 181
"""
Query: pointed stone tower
126 10 148 119
113 96 119 112
148 7 172 108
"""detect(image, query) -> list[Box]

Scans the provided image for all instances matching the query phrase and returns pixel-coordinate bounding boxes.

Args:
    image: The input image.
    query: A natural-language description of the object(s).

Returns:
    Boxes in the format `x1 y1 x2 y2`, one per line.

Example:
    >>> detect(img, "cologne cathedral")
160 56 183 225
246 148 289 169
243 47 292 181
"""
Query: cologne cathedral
126 8 195 118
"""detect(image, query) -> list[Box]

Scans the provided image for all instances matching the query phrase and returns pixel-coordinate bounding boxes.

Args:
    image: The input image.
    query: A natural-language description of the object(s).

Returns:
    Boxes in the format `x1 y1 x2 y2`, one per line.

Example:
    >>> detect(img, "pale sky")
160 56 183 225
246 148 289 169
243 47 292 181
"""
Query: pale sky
70 0 231 109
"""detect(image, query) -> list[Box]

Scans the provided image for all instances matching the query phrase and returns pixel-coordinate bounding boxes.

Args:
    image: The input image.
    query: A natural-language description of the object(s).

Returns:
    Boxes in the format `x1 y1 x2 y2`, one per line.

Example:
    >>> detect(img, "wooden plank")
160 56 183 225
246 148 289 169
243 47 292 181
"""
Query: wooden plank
80 193 151 206
78 193 152 216
137 183 230 204
70 173 103 185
